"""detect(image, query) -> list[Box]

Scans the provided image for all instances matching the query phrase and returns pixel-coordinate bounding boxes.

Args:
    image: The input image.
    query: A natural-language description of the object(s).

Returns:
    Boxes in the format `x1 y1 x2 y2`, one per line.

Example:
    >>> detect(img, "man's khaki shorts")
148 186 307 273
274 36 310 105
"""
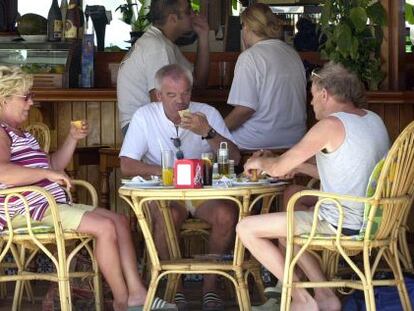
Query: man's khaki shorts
11 203 95 231
294 211 336 235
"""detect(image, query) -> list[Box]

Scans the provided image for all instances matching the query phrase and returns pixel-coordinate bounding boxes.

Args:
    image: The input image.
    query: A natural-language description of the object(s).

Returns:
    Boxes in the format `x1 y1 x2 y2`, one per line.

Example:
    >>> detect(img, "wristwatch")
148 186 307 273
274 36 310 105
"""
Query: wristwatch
202 127 217 140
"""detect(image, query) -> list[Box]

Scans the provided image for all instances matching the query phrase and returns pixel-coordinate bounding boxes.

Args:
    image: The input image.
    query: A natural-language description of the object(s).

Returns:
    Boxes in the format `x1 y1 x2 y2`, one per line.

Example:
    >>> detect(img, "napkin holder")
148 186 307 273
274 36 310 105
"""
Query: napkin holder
174 159 203 188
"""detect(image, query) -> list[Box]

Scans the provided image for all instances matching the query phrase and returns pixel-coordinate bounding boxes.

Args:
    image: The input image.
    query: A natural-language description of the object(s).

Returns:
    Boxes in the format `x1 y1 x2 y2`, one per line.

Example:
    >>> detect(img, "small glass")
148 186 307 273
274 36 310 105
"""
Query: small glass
161 150 174 186
250 169 258 182
201 152 214 185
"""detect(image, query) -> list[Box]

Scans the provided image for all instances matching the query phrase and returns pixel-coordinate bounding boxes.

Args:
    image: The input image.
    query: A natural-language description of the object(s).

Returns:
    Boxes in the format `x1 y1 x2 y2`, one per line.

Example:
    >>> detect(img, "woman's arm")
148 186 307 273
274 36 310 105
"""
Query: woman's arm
224 105 255 131
50 121 88 171
0 129 71 187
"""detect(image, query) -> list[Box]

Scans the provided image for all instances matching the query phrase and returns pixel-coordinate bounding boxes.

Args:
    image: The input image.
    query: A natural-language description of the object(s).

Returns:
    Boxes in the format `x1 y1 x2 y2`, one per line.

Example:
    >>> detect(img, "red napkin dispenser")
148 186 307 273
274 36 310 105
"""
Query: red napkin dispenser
174 159 203 188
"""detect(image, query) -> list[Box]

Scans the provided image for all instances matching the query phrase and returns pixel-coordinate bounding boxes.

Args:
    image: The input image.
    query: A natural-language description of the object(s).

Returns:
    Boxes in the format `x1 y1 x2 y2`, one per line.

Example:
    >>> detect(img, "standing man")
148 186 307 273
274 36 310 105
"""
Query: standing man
238 62 389 311
117 0 210 136
120 64 240 311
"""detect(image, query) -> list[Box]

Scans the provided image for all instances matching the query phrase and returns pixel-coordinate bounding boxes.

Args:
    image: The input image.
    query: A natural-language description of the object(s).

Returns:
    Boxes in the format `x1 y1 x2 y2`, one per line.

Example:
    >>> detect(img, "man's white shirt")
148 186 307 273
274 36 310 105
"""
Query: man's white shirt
117 26 193 129
120 102 234 165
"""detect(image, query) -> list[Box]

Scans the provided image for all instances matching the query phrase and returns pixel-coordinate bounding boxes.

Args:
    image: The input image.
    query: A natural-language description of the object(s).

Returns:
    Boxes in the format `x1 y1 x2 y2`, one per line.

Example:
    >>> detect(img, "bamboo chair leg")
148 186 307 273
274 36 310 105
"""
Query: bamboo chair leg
236 270 251 311
58 279 71 311
145 272 160 311
386 246 412 311
399 226 414 272
12 279 23 311
164 273 180 302
92 242 103 311
362 251 375 311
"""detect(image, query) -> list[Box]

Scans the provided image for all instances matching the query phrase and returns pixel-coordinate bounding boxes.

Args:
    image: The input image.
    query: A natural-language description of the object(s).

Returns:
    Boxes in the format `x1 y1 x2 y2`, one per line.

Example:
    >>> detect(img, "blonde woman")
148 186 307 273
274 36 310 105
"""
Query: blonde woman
0 66 176 311
225 3 307 150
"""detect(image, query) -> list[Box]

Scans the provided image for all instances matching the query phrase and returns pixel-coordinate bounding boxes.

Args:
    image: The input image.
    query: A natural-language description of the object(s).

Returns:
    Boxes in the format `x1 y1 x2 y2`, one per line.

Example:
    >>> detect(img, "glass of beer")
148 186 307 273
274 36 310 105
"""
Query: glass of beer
201 152 214 185
161 150 174 186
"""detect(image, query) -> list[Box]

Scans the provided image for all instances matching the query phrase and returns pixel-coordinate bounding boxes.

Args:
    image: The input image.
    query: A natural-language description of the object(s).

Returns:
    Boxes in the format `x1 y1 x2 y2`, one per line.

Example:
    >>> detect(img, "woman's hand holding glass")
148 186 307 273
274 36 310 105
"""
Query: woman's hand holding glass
70 120 89 140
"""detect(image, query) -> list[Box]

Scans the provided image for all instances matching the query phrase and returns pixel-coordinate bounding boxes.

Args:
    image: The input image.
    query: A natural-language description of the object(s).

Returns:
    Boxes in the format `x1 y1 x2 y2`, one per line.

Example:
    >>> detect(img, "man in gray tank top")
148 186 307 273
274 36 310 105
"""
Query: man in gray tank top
237 62 389 311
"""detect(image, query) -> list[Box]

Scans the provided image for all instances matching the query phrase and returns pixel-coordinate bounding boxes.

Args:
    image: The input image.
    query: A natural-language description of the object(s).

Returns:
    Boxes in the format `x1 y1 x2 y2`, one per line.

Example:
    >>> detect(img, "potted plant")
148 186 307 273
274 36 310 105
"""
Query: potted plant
116 0 151 43
319 0 387 90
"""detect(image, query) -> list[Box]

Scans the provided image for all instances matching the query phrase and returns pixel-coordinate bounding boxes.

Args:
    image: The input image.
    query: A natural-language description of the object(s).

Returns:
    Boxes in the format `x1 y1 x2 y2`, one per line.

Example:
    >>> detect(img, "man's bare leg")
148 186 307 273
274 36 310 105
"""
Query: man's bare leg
195 200 238 295
237 212 340 311
150 201 188 260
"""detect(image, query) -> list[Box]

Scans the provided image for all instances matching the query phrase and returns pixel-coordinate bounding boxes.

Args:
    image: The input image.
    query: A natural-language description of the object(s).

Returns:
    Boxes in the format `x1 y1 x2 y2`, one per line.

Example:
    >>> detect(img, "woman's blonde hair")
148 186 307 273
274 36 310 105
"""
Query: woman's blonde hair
0 66 33 101
241 3 282 40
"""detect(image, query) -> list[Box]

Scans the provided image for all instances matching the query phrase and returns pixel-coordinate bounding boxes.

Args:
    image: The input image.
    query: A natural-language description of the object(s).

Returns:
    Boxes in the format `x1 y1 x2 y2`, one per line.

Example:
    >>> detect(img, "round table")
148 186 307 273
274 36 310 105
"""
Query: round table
119 183 287 311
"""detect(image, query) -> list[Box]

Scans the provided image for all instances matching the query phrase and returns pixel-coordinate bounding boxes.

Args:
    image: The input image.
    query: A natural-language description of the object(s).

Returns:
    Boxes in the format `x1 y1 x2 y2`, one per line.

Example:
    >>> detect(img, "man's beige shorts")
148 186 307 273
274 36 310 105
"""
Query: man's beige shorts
11 204 95 231
294 211 336 236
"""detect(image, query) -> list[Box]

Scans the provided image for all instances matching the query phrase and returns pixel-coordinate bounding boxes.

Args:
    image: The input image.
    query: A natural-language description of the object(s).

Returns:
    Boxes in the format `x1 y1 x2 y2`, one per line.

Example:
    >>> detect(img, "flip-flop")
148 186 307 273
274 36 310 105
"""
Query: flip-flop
174 292 189 311
128 297 178 311
202 291 224 311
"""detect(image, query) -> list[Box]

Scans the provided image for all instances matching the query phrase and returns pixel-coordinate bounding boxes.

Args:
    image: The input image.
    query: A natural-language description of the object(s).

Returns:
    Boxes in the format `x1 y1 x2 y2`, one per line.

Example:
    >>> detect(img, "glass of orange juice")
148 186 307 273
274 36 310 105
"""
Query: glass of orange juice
161 150 174 186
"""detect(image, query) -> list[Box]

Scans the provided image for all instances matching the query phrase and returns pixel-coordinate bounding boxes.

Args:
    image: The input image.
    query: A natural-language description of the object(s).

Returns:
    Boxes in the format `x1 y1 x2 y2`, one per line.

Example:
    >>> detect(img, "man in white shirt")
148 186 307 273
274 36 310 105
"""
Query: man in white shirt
117 0 210 136
120 64 240 310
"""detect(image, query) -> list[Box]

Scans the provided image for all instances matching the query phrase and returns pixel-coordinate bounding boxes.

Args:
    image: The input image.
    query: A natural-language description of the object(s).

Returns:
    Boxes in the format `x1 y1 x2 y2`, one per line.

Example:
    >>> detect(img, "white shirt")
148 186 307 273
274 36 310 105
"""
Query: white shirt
120 101 234 165
227 39 307 149
117 26 193 129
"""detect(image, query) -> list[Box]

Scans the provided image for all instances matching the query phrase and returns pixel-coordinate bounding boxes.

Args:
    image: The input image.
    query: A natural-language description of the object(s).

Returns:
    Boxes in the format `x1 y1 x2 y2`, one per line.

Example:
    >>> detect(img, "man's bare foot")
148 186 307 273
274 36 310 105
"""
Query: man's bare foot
315 295 341 311
291 297 319 311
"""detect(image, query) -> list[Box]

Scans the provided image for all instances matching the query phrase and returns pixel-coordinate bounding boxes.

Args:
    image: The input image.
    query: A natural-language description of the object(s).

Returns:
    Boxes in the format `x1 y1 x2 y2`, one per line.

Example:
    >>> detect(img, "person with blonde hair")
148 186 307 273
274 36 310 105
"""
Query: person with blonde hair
225 3 307 150
0 66 177 311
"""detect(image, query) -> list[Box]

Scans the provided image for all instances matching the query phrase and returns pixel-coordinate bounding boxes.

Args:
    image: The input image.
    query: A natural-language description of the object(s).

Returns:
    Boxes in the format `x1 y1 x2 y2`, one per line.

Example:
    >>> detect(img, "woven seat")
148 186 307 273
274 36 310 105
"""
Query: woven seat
0 180 103 311
281 120 414 311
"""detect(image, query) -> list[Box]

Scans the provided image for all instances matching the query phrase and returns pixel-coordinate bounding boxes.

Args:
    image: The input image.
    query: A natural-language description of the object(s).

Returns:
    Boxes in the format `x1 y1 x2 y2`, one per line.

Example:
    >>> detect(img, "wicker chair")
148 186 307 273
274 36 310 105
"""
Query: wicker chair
281 120 414 311
25 122 51 153
0 180 103 311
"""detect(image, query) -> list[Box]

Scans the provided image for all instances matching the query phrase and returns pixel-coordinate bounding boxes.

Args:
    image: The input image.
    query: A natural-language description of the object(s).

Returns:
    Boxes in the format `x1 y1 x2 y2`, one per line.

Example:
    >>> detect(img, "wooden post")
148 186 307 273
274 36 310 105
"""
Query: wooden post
381 0 405 90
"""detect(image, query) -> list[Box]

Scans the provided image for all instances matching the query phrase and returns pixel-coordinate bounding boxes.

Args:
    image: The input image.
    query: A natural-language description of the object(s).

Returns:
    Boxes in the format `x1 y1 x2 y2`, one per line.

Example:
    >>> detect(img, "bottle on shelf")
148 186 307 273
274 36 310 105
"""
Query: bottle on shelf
65 0 80 41
60 0 68 41
81 16 95 88
77 0 85 39
47 0 63 42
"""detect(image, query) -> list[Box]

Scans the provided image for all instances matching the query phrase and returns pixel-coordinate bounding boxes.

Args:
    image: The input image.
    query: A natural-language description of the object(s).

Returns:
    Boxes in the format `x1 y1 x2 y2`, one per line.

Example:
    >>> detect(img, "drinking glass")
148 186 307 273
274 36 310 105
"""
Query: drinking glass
201 152 214 185
162 150 174 186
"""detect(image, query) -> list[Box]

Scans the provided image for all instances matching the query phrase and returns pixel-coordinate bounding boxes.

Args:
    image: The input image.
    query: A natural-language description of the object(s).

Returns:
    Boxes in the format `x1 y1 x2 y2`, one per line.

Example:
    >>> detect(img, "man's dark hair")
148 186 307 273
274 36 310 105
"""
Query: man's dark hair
150 0 183 26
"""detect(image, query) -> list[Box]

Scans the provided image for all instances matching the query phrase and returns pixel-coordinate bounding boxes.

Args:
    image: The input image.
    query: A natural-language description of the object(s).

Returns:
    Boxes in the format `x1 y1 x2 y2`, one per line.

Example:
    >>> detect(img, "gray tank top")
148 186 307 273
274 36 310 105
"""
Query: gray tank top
316 110 389 230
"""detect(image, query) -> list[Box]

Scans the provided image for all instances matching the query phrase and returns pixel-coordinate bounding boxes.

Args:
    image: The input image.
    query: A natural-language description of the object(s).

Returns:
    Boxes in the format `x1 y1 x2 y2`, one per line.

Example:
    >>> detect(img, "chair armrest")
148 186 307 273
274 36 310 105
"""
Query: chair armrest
285 190 370 241
70 179 99 208
0 186 63 234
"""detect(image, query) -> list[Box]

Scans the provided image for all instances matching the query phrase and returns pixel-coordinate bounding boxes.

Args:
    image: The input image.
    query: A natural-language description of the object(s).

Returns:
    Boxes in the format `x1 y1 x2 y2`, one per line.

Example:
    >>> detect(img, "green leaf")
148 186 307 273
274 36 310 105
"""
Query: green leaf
350 7 368 32
367 2 387 26
232 0 238 11
406 4 414 25
350 37 359 60
334 23 353 54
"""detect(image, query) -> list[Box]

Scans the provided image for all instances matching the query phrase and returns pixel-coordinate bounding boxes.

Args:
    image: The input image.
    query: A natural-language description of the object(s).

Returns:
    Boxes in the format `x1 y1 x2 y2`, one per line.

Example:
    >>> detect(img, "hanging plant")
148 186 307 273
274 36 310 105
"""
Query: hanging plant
319 0 387 90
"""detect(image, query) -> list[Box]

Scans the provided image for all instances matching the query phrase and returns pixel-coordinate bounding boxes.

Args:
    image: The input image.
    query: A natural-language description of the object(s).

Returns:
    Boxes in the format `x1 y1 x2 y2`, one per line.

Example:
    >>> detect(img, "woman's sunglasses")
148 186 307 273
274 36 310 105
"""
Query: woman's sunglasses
12 92 35 102
171 137 184 160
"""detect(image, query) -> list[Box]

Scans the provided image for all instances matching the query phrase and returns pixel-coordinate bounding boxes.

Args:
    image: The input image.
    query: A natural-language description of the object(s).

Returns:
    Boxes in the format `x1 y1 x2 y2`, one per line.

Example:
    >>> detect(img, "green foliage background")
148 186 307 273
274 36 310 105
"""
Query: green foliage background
319 0 387 90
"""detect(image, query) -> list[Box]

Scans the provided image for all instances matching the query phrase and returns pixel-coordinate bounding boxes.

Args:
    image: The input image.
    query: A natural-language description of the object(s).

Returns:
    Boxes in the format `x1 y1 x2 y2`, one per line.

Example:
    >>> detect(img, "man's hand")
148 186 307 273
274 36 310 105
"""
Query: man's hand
192 14 209 39
244 157 265 178
180 112 211 137
44 169 72 189
70 120 89 140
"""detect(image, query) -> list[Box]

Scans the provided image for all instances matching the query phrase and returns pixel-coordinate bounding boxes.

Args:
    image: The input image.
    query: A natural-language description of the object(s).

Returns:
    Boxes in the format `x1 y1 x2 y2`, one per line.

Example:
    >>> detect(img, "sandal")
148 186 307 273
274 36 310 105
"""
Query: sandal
251 298 280 311
128 297 178 311
174 292 189 311
202 291 224 311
